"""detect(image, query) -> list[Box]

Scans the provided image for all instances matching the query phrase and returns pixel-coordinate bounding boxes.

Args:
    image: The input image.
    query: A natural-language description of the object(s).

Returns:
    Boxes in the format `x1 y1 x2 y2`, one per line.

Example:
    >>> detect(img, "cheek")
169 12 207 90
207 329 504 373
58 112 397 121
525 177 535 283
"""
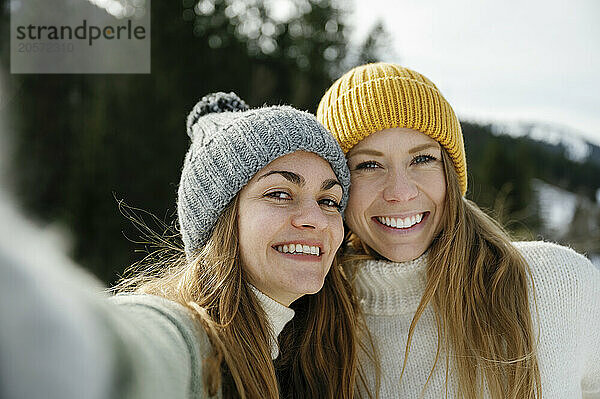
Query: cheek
424 170 447 229
345 177 374 232
330 215 344 251
416 169 446 204
346 176 373 213
432 171 447 210
237 203 279 253
237 215 258 258
344 197 362 233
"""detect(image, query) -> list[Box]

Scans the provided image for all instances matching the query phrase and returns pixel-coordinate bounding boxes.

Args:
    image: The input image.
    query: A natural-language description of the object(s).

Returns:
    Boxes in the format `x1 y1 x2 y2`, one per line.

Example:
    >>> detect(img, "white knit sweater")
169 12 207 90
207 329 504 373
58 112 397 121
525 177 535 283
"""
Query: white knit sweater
354 241 600 398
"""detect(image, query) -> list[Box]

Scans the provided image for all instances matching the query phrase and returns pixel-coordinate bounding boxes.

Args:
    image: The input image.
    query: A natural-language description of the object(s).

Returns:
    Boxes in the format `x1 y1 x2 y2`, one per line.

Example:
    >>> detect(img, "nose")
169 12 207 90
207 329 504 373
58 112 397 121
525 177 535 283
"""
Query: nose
290 200 328 230
382 169 419 202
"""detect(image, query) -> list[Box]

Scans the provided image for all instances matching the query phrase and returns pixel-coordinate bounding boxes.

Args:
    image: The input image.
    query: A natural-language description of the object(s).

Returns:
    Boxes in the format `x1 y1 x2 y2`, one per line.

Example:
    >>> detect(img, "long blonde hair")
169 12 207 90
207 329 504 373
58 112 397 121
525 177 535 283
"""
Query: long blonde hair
346 150 541 398
115 195 378 398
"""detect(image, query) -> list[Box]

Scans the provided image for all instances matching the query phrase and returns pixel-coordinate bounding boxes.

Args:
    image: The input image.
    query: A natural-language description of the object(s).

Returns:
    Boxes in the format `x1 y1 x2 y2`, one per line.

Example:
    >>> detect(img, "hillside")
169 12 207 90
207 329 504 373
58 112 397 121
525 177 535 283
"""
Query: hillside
463 121 600 265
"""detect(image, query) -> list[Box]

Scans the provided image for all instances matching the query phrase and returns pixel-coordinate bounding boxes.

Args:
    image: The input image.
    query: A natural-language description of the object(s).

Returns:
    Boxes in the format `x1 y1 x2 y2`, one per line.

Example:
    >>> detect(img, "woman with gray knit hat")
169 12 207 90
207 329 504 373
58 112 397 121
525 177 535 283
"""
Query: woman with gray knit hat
0 92 374 399
110 91 375 399
317 63 600 398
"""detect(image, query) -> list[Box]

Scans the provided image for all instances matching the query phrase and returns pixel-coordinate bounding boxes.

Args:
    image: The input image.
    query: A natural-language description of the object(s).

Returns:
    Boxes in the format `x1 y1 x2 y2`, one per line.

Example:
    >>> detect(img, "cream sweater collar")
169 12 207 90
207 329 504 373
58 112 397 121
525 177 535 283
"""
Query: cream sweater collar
353 252 428 316
248 285 295 359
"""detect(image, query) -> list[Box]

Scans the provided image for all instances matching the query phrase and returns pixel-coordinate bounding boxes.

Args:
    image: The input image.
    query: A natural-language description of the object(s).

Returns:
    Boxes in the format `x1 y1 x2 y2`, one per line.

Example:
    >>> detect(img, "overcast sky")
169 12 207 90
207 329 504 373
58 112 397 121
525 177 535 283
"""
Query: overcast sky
349 0 600 146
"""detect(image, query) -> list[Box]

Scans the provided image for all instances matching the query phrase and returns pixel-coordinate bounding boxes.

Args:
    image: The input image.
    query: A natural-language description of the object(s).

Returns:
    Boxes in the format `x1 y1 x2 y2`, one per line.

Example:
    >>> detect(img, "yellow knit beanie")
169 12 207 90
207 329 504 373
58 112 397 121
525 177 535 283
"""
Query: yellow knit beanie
317 62 467 195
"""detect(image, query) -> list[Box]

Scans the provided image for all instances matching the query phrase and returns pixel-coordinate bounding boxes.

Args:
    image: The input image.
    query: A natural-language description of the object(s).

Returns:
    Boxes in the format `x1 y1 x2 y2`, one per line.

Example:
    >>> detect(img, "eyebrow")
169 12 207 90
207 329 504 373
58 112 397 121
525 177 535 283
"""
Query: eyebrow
256 170 342 192
409 143 440 154
347 148 384 158
257 170 304 185
349 144 440 157
321 178 342 192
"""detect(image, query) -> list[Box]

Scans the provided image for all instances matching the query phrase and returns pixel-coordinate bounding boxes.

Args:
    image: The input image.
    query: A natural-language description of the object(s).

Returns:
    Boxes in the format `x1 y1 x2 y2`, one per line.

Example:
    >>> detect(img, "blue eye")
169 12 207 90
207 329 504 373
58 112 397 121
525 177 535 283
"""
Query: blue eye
412 154 436 165
354 161 380 170
265 191 291 201
318 198 342 212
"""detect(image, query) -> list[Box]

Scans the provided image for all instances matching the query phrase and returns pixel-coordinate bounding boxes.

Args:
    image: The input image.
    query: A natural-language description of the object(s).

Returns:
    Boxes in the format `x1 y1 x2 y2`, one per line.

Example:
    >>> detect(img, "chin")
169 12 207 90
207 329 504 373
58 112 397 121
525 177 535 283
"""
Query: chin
290 278 327 297
376 245 427 263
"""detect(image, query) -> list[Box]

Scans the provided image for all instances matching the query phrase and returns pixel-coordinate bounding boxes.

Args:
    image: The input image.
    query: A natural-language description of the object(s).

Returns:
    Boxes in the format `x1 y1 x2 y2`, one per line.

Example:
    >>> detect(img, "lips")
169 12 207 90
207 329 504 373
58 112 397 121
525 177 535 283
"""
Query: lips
374 212 427 229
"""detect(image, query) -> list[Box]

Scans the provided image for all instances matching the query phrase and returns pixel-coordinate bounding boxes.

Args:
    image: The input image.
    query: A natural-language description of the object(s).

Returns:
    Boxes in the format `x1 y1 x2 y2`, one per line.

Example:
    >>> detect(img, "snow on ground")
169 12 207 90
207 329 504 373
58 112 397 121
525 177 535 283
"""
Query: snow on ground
532 179 578 238
533 179 600 269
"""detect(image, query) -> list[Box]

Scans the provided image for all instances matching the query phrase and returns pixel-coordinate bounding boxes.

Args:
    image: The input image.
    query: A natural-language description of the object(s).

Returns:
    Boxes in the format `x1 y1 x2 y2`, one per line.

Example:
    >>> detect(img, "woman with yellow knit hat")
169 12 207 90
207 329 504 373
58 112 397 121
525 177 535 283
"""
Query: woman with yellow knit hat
317 63 600 398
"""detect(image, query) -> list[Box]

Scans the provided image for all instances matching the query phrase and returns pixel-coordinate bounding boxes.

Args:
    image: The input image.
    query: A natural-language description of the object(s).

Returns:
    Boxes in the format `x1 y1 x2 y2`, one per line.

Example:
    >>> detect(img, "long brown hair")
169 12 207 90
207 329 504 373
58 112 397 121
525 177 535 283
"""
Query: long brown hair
345 149 541 398
115 195 377 398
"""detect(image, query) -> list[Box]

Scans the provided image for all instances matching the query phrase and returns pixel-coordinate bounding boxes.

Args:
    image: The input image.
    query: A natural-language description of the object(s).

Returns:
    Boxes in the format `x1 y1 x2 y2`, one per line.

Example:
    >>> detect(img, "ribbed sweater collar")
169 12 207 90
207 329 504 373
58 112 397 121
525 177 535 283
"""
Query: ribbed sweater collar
353 252 428 316
248 285 295 359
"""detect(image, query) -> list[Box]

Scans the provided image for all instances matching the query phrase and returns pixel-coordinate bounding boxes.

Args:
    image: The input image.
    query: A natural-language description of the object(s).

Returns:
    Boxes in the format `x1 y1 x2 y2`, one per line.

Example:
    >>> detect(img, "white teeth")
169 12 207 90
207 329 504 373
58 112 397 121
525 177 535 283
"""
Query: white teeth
275 243 321 256
377 213 424 229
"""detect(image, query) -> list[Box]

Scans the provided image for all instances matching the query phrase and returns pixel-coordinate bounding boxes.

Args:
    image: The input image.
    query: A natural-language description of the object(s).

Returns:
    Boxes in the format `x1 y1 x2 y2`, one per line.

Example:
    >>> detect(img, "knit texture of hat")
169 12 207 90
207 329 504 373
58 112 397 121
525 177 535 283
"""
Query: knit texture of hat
178 92 350 257
316 63 467 195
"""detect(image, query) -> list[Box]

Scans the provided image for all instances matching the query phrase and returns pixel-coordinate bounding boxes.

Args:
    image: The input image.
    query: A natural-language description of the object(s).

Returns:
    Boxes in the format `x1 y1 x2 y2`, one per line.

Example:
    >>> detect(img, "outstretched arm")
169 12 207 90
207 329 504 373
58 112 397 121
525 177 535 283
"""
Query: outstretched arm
0 199 210 399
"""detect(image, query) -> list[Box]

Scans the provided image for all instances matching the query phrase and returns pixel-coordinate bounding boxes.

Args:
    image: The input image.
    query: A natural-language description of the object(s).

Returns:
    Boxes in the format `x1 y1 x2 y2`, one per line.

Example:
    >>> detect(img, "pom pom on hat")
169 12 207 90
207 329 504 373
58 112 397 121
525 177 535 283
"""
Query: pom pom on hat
186 92 249 139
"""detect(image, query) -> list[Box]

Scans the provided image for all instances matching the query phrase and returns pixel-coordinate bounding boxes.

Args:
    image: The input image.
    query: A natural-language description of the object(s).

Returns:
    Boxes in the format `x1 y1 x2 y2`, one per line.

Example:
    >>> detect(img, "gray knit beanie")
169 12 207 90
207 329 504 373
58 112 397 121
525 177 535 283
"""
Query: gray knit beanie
178 92 350 257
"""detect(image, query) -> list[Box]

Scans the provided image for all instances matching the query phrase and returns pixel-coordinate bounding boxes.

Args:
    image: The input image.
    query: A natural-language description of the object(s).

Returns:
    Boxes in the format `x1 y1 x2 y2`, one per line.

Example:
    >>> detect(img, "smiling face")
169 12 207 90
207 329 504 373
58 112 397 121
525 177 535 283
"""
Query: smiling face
345 128 447 262
237 151 344 306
